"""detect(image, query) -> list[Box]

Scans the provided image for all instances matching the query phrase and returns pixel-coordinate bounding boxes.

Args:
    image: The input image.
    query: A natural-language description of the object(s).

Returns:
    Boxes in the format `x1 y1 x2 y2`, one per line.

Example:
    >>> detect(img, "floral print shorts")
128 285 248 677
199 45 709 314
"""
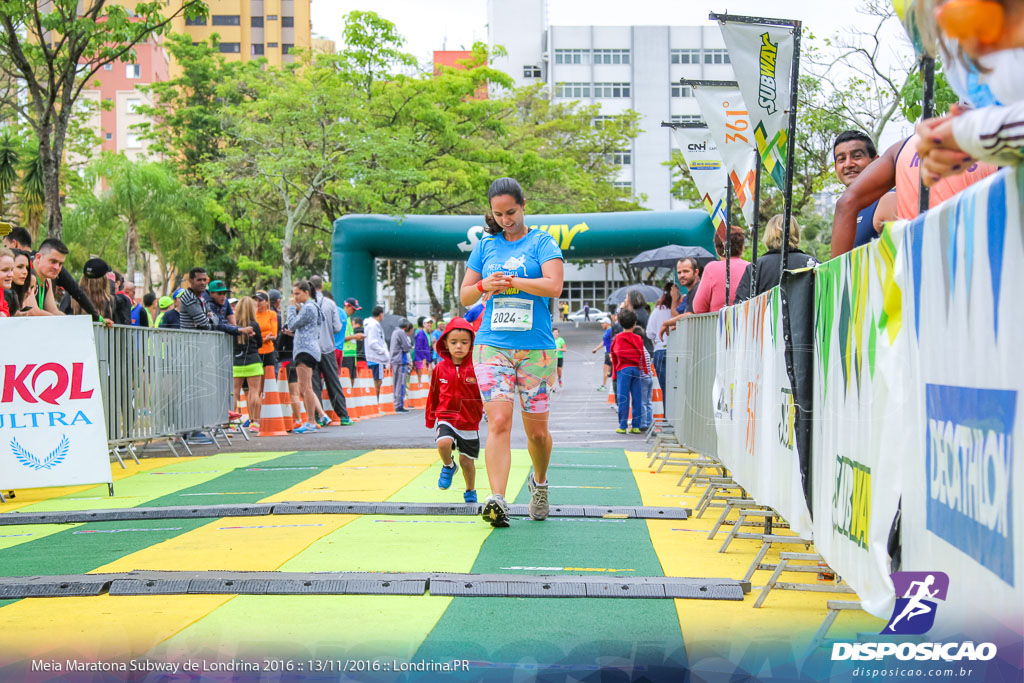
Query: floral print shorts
472 345 557 414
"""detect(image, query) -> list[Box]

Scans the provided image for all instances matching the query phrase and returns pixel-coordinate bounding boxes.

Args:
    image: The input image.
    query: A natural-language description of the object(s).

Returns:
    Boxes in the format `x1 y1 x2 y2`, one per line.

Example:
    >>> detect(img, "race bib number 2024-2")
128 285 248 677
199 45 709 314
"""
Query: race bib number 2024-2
491 297 533 332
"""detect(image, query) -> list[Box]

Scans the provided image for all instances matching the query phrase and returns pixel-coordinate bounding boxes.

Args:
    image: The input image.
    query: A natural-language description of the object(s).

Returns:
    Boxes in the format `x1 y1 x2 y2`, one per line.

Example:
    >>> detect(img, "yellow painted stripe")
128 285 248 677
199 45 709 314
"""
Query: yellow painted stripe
0 595 234 664
260 448 438 502
625 450 883 660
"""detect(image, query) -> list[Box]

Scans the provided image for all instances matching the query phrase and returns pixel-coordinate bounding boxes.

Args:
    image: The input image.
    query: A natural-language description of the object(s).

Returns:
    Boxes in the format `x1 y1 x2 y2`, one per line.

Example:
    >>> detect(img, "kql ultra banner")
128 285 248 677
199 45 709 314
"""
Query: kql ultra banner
0 316 112 491
714 287 813 539
894 167 1023 640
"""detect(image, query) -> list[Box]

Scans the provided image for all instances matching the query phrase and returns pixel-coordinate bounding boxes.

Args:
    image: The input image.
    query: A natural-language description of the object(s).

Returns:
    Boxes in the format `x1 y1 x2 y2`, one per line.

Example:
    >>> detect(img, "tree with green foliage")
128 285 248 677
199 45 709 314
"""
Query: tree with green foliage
0 0 208 240
63 154 210 289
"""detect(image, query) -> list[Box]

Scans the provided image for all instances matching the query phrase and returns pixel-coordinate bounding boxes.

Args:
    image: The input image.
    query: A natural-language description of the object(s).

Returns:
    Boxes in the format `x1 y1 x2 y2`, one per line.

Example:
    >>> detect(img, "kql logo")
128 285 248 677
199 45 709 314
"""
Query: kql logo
883 571 949 635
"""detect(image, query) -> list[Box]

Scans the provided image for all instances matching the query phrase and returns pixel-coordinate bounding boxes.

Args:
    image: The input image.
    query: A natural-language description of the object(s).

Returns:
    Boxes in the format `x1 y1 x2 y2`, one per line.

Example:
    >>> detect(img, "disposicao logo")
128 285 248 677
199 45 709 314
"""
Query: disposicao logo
832 570 997 662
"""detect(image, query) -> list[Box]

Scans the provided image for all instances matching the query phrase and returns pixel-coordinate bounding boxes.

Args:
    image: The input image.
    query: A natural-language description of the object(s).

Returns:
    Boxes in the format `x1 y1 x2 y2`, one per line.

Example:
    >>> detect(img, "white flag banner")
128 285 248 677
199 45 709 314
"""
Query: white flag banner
716 19 796 191
0 316 113 491
672 127 727 232
693 83 757 227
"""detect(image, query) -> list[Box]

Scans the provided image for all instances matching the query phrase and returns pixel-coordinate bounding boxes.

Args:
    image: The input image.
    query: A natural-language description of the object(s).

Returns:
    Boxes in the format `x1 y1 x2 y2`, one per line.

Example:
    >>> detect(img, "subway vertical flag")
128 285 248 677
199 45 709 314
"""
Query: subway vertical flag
671 126 728 233
716 20 796 191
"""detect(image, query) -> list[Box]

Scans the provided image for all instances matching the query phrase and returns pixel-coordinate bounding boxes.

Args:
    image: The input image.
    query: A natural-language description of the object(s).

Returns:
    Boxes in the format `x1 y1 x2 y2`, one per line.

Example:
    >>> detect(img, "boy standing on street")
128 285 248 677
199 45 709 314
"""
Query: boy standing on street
553 327 566 391
425 318 483 503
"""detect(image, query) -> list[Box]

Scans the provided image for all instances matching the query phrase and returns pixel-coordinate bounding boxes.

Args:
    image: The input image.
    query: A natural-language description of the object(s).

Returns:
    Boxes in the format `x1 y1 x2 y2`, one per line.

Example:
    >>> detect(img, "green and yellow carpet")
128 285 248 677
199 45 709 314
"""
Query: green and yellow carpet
0 447 883 680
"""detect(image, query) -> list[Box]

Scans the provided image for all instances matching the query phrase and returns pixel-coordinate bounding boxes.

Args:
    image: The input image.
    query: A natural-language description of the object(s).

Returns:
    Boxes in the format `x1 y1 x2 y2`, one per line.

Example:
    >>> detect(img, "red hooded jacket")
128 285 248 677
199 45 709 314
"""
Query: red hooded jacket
425 317 483 431
610 327 650 378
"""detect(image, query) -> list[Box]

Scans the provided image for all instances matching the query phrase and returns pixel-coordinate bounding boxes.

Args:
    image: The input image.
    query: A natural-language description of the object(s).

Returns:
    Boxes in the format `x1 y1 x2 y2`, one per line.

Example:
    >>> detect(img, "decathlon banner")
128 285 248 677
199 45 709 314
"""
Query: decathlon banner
716 18 796 191
812 231 908 619
713 286 813 539
672 126 727 232
0 316 112 491
692 83 757 228
894 167 1024 639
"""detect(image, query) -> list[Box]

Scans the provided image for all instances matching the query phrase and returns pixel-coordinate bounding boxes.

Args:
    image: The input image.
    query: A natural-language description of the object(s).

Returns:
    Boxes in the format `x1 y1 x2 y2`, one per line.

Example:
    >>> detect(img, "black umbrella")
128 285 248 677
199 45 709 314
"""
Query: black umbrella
604 284 664 308
629 245 715 269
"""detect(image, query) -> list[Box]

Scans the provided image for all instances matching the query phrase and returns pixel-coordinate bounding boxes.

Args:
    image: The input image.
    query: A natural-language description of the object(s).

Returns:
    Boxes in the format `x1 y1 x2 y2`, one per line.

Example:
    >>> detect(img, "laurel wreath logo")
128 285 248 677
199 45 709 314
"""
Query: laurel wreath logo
10 435 69 470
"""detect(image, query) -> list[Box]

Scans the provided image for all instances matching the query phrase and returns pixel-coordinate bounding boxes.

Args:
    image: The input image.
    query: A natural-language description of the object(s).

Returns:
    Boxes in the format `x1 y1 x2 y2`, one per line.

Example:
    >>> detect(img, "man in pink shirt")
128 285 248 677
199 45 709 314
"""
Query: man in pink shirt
694 225 750 314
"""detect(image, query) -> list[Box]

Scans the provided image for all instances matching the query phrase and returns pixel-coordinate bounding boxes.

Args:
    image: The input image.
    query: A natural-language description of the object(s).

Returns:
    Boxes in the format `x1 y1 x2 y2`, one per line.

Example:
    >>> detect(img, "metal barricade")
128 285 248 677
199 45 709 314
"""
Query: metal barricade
664 312 718 458
91 324 232 446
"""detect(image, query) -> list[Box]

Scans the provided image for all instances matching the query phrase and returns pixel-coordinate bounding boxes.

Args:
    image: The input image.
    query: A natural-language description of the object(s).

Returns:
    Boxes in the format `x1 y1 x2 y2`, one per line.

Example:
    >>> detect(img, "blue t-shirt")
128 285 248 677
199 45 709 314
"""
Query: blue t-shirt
855 197 882 248
602 327 612 352
334 309 348 350
467 228 564 350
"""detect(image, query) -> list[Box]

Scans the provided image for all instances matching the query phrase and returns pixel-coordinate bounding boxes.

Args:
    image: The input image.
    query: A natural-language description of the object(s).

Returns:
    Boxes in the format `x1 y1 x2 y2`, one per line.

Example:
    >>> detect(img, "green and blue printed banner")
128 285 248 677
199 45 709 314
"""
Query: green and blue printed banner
716 19 795 191
714 286 813 539
672 127 729 234
893 167 1023 641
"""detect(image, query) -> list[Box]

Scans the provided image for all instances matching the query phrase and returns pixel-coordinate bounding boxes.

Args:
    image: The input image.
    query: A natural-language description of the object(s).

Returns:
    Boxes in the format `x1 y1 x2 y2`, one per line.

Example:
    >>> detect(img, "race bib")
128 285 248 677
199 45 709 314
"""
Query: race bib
491 297 534 331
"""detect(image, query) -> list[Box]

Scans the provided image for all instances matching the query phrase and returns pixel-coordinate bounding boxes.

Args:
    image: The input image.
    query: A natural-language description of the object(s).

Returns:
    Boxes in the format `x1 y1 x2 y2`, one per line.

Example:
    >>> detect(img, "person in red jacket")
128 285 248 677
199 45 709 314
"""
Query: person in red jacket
425 317 484 503
610 309 649 434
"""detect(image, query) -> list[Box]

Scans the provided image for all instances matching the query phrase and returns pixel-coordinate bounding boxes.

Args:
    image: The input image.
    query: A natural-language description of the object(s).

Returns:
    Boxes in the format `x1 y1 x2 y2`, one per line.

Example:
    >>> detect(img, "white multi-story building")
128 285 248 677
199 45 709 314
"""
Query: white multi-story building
488 0 735 210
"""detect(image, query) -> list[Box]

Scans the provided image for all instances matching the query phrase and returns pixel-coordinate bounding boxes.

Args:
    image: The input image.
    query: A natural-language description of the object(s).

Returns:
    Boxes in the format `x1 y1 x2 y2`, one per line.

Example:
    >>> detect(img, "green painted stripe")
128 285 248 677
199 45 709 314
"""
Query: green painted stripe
0 450 369 578
415 448 687 673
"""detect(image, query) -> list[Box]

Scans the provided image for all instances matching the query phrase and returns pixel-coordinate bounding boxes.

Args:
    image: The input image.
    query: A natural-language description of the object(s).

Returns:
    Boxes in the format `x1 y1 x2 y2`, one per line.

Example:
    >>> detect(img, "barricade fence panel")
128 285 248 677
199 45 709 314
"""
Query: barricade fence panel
665 312 717 458
663 165 1023 636
92 324 232 445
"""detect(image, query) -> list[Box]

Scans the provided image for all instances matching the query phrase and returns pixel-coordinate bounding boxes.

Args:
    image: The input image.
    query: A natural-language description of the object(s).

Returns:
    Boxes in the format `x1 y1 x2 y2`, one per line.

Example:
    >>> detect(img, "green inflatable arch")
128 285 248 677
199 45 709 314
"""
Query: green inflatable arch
331 210 715 310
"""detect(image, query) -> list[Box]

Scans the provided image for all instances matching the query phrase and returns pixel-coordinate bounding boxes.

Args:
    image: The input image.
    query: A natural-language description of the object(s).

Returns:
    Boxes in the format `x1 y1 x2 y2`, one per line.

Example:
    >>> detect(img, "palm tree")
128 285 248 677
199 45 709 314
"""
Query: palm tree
0 129 18 218
19 144 45 233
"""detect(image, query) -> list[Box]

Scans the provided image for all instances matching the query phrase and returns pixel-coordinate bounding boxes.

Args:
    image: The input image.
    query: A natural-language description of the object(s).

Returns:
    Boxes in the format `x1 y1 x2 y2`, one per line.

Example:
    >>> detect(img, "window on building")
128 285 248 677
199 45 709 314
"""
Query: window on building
606 150 631 166
125 64 140 79
554 49 589 65
593 49 630 65
251 16 264 27
613 181 632 192
103 63 113 71
523 65 541 79
670 114 704 124
252 43 265 56
185 16 206 26
671 83 692 98
283 43 294 54
267 14 278 20
554 82 590 98
593 82 630 98
268 42 278 48
126 98 142 113
105 133 112 140
671 49 701 64
703 48 731 64
282 16 294 27
219 42 241 53
211 15 240 26
125 133 141 148
592 115 615 129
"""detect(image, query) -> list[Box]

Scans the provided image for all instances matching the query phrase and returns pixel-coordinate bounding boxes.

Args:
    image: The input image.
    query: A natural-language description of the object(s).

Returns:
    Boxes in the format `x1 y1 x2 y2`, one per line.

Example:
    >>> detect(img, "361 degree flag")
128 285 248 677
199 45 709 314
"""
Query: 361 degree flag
672 127 728 232
692 83 757 227
716 19 796 191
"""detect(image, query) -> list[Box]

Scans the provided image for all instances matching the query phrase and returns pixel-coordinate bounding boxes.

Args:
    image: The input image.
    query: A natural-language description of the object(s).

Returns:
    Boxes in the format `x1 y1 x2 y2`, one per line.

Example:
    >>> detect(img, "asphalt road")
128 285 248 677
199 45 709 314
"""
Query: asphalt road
173 323 636 456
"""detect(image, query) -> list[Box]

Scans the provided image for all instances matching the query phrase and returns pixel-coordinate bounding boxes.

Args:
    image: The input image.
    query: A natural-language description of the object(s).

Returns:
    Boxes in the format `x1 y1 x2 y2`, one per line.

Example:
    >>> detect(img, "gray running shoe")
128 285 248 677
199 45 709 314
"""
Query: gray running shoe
482 494 510 527
527 473 549 521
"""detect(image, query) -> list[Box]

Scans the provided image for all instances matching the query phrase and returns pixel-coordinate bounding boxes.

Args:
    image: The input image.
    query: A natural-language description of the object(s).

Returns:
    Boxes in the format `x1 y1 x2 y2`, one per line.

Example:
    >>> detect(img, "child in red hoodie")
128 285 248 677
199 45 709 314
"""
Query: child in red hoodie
426 317 484 503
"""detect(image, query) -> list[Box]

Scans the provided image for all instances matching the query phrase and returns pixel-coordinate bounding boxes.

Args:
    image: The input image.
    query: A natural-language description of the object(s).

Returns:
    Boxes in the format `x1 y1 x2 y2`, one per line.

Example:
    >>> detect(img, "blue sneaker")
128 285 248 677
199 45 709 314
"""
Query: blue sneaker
187 431 215 445
438 461 458 490
293 422 318 434
464 489 477 504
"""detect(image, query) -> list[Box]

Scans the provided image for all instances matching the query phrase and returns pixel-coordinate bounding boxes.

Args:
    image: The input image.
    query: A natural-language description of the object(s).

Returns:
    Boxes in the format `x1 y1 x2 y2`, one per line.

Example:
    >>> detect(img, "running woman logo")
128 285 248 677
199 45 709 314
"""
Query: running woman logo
882 571 949 635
